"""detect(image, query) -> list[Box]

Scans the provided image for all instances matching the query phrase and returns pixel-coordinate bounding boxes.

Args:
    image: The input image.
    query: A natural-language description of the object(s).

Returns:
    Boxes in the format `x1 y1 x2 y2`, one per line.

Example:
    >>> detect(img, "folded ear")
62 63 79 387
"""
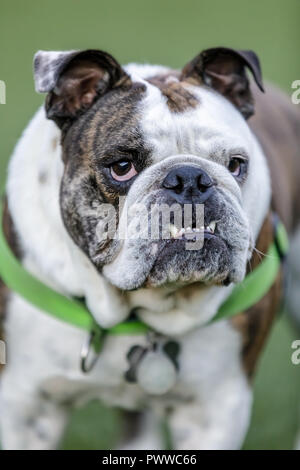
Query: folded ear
33 49 131 128
181 47 264 119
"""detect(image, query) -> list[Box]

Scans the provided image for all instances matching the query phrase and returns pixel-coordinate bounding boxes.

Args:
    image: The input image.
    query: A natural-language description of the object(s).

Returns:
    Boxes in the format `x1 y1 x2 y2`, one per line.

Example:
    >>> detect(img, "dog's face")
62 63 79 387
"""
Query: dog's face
34 47 269 291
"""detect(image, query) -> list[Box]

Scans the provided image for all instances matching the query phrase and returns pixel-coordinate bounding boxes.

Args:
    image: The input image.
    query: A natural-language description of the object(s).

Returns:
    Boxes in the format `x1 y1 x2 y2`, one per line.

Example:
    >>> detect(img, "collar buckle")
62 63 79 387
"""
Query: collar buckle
80 326 105 373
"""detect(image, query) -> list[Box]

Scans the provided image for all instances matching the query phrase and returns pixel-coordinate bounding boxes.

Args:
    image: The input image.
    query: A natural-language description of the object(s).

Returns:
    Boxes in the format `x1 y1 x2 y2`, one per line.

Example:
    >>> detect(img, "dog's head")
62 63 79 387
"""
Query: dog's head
34 47 270 291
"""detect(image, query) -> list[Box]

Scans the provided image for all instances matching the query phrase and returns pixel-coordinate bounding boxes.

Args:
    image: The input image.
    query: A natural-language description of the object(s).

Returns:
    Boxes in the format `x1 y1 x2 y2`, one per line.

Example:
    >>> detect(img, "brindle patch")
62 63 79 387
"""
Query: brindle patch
59 82 152 266
147 74 199 113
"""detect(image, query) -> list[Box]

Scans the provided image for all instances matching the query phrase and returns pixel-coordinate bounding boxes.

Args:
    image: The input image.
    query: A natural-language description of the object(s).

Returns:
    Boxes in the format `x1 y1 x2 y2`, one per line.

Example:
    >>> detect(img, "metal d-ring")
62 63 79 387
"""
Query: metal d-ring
80 328 104 374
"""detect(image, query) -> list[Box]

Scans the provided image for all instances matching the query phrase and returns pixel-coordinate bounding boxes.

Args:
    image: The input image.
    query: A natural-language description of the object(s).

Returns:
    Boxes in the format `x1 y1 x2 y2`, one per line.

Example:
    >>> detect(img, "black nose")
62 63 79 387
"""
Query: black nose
162 166 215 203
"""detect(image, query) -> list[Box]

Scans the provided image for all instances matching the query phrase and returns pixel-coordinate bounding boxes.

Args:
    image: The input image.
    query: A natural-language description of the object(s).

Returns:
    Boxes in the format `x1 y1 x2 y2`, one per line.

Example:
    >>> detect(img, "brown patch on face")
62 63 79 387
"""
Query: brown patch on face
59 82 151 266
0 198 22 372
231 213 282 379
147 73 199 113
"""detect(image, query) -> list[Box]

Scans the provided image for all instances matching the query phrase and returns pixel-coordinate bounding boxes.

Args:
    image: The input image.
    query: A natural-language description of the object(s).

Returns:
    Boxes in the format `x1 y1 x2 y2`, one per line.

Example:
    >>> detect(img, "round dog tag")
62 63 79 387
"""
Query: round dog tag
136 350 177 395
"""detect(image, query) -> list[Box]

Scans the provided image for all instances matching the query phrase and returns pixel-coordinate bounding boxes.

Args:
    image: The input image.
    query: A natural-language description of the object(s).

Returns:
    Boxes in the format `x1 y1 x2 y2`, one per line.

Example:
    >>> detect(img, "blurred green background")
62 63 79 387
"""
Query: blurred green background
1 0 300 450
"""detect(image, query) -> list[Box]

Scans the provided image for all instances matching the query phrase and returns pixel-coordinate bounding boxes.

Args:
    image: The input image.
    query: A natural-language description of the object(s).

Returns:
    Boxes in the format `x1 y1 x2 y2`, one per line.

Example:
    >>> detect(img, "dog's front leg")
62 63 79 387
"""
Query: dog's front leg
0 383 69 450
168 376 252 450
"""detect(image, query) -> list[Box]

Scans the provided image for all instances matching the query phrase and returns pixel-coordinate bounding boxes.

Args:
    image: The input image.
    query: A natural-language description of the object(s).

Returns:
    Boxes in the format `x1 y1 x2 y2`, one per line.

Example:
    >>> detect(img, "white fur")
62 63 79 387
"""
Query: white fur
139 80 270 241
0 63 271 449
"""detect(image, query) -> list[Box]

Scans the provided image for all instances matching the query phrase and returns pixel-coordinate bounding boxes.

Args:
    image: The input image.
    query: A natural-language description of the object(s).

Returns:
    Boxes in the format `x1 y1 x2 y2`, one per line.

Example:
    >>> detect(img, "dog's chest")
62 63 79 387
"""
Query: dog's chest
5 292 244 411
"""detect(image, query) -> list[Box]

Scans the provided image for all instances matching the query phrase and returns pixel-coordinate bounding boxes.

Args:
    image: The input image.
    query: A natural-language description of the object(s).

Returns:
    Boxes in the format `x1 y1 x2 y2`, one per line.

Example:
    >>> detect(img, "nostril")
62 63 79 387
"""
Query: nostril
197 173 213 192
173 176 184 194
163 174 184 193
198 181 210 192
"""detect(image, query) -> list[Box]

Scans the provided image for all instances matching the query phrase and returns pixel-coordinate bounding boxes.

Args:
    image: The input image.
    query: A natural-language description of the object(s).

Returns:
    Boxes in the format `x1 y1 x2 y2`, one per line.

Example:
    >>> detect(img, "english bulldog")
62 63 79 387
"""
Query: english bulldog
0 46 300 450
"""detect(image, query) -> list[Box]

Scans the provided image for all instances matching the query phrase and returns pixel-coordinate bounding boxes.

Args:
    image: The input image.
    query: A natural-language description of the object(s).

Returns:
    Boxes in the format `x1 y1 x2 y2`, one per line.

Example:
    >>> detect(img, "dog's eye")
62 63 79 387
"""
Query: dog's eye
111 160 137 182
228 157 247 178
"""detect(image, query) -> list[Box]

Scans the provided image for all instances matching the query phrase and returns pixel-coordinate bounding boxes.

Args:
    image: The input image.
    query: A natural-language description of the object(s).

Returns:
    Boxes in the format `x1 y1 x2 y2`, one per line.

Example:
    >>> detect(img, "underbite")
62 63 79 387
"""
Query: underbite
168 221 217 239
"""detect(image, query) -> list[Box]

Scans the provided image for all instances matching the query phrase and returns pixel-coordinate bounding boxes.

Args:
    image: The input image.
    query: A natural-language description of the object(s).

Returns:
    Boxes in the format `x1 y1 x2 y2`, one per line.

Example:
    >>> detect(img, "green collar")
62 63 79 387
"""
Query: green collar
0 199 288 337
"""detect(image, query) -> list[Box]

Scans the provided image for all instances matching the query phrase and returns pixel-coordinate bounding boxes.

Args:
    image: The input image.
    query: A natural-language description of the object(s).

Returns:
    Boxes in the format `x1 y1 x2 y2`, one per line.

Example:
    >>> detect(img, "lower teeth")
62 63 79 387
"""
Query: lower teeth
168 223 216 239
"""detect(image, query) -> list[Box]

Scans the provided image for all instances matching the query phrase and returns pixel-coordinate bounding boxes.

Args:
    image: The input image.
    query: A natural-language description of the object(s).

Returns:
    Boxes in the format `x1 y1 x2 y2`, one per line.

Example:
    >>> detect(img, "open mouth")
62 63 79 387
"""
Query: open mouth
168 221 217 240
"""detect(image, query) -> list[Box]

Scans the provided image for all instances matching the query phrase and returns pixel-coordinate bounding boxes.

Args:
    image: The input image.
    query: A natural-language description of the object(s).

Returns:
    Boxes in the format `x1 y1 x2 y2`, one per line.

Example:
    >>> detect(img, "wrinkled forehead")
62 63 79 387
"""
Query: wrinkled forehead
127 67 254 163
